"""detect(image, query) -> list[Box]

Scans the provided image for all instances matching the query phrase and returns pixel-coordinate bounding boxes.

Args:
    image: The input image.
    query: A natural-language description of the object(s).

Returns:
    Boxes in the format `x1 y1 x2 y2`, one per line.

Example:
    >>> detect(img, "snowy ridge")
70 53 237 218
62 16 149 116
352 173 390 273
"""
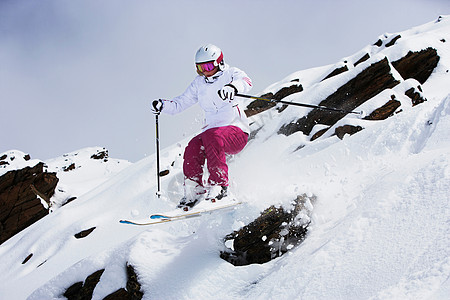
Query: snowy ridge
0 147 132 210
0 150 40 177
0 17 449 299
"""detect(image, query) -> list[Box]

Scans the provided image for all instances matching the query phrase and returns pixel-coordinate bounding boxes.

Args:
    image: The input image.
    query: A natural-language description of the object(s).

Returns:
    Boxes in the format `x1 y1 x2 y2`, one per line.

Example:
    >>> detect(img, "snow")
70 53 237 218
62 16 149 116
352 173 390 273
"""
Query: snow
0 150 41 177
1 16 450 300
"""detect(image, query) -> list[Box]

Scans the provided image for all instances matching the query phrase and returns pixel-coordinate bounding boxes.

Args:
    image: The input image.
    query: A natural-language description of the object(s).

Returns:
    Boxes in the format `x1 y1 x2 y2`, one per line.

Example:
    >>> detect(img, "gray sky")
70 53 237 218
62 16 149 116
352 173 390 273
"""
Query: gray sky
1 0 448 162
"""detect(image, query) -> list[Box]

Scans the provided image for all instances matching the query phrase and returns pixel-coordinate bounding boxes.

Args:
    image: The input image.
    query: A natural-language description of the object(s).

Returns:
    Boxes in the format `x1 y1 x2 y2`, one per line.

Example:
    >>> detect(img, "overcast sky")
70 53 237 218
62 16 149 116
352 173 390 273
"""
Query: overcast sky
1 0 448 162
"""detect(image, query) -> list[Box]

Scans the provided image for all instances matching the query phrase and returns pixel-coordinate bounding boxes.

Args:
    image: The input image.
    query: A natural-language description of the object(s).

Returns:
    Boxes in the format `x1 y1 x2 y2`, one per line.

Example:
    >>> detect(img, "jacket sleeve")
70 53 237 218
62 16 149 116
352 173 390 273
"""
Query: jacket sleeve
161 78 199 115
229 67 253 94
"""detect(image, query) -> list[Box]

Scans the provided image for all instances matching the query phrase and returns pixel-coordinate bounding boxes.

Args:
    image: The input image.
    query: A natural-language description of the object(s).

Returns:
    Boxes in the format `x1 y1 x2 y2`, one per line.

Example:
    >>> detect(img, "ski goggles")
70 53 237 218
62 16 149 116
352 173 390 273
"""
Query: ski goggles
196 61 216 73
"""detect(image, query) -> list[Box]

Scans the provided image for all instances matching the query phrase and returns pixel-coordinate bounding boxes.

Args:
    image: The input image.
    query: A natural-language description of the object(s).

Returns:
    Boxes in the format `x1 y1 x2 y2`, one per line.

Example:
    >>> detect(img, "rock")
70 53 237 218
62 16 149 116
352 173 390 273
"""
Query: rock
322 65 349 81
270 47 439 141
103 288 131 300
22 253 33 264
0 162 58 244
385 34 402 47
405 86 427 106
221 194 315 266
279 57 400 137
245 84 303 117
74 227 96 239
63 269 105 300
125 264 144 300
90 148 109 162
0 151 31 167
63 264 143 300
335 125 364 140
63 163 76 172
310 127 330 141
392 47 440 84
0 154 8 166
364 96 402 120
63 281 84 300
354 53 370 67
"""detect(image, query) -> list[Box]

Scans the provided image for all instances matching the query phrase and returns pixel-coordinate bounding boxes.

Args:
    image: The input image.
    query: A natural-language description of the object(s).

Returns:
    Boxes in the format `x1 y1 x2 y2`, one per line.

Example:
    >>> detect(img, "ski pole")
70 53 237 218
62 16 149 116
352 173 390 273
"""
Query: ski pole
236 93 364 115
155 114 161 198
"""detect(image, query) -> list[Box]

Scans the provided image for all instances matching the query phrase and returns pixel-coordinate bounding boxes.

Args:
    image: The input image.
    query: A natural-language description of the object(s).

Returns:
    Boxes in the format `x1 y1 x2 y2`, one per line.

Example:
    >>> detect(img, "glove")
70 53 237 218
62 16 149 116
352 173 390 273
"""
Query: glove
151 99 163 115
218 84 238 101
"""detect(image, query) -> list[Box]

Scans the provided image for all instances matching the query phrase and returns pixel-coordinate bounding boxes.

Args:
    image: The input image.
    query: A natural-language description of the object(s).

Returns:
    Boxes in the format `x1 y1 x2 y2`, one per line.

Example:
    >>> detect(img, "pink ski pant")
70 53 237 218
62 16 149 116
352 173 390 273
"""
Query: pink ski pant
183 126 248 187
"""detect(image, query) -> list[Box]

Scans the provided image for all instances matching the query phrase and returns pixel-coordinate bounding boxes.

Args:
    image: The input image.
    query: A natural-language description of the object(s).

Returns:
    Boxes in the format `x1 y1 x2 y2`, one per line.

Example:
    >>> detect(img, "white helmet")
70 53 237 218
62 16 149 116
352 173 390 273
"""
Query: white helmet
195 44 225 70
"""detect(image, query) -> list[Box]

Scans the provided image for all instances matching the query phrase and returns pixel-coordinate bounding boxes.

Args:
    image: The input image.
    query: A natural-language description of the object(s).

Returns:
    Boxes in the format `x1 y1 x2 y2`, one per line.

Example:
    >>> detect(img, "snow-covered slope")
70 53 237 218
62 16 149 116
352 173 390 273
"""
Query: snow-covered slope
0 147 132 210
1 17 449 299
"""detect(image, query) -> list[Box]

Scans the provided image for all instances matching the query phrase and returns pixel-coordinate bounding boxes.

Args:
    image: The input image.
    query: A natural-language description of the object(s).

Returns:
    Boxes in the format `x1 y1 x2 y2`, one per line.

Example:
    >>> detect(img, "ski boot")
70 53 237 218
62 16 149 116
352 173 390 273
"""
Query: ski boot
206 186 228 203
177 180 206 211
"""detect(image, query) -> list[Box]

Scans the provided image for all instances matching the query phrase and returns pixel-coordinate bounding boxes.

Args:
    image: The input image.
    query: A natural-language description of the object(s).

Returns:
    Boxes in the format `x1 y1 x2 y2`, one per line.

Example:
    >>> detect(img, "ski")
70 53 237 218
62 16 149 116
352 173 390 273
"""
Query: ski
119 199 242 226
119 213 201 225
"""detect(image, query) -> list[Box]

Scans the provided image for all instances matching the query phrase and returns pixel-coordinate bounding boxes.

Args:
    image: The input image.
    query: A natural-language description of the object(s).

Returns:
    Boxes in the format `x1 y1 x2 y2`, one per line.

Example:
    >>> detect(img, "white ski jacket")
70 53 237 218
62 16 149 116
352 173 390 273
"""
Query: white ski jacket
161 65 252 134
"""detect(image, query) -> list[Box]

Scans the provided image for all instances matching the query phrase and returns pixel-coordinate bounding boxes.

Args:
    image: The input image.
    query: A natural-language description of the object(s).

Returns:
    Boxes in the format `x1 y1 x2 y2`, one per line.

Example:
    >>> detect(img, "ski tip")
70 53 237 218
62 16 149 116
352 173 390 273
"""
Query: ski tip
150 214 170 220
119 220 133 224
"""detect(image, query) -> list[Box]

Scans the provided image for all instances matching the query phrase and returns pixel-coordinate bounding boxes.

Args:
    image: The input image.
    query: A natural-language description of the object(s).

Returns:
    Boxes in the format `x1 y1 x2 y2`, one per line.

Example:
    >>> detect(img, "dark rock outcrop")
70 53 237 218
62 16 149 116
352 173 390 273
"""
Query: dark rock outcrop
64 269 105 300
392 47 440 84
221 194 315 266
0 162 58 244
405 86 427 106
22 253 33 264
64 264 143 300
0 152 31 167
310 127 330 141
374 39 383 47
335 125 363 140
279 57 400 137
364 96 402 120
246 46 439 143
354 53 370 67
90 148 109 162
385 34 402 47
74 227 96 239
322 65 349 81
0 155 7 166
63 163 76 172
245 84 303 117
103 288 131 300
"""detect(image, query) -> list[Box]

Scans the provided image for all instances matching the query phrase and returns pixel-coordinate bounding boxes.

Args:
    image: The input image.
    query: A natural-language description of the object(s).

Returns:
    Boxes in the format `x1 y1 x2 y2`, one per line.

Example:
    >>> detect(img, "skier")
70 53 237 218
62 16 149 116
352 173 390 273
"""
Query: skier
151 44 252 209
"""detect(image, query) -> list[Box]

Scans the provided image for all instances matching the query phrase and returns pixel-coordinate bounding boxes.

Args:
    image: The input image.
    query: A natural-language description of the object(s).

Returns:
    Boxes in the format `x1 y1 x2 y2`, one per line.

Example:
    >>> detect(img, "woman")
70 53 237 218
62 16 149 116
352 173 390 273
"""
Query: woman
151 44 252 209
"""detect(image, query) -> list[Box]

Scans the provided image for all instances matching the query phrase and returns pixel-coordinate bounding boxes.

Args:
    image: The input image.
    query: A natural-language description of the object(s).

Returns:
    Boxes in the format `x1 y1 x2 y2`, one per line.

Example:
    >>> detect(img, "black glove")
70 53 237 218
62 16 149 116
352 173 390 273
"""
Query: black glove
151 99 163 115
218 84 238 101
